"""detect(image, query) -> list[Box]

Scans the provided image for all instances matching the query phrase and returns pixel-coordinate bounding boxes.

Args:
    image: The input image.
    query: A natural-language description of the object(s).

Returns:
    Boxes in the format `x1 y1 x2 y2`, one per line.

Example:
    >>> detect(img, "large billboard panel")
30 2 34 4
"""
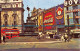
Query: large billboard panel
43 7 56 31
56 4 64 25
38 13 43 32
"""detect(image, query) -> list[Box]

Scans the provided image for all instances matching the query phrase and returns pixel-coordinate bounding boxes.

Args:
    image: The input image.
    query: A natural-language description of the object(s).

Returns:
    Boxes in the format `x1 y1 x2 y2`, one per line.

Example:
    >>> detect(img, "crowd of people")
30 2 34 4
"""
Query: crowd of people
37 32 72 42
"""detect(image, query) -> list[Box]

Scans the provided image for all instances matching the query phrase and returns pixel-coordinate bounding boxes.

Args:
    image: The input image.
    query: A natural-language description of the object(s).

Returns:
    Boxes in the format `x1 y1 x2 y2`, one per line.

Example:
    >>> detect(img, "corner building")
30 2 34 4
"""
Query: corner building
64 0 80 38
0 0 24 33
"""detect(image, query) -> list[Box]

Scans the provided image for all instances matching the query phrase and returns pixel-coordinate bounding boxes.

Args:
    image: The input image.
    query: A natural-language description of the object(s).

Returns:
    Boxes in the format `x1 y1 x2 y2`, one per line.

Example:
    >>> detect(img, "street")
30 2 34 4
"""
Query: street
0 48 79 51
0 38 80 51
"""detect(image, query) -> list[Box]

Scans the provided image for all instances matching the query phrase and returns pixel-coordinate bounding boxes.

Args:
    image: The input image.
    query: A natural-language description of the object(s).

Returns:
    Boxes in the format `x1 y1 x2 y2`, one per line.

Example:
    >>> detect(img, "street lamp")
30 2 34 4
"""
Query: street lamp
0 4 2 43
67 15 70 41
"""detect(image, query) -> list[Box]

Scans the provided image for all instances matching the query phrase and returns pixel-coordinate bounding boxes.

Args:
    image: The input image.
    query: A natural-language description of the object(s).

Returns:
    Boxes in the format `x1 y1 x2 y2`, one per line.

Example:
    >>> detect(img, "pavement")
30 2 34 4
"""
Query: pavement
1 41 62 45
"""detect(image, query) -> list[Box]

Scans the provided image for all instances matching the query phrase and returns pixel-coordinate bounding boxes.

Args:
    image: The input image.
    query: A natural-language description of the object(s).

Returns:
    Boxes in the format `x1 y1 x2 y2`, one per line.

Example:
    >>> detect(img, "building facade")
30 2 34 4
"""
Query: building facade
0 0 24 33
31 8 44 33
64 0 80 37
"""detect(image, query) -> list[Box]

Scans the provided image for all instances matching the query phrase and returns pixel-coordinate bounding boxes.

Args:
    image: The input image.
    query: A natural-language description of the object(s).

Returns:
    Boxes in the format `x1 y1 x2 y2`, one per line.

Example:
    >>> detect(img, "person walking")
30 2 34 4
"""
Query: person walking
3 34 6 43
64 33 68 42
61 35 64 41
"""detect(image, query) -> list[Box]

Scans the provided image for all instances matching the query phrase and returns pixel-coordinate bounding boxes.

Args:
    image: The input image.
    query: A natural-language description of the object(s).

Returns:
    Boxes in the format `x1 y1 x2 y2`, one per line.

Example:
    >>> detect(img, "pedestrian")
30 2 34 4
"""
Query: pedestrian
11 34 12 38
1 34 3 43
61 35 64 41
3 34 6 43
64 33 68 42
67 35 72 42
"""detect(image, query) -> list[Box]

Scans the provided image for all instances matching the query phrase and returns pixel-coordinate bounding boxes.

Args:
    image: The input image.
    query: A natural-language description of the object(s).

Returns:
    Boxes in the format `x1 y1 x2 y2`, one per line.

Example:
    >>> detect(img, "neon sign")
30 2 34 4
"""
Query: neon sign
64 0 78 6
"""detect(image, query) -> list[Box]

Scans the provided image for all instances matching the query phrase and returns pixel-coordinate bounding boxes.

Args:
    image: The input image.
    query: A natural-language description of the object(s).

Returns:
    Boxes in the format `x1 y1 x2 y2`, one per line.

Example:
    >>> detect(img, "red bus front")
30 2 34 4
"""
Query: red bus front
1 29 19 39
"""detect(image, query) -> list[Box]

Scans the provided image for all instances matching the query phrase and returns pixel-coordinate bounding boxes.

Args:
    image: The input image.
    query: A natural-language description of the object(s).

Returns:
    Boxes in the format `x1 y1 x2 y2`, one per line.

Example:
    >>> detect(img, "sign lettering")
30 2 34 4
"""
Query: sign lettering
64 0 78 6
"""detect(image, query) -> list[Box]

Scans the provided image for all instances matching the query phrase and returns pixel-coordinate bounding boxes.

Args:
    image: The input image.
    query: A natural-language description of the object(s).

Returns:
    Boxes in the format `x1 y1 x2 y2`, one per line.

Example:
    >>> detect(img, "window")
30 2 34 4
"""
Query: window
73 5 78 9
14 21 17 25
4 15 8 26
73 12 79 24
16 4 18 8
5 21 7 25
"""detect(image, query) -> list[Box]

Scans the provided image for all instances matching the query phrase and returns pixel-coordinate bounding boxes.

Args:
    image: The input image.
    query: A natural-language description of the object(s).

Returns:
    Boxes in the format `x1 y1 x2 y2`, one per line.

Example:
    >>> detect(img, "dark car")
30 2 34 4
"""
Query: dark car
54 35 60 39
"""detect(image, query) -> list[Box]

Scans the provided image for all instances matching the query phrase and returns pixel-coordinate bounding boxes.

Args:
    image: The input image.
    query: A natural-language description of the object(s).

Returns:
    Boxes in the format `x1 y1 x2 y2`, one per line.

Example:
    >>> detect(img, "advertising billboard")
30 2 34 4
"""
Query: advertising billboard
56 4 64 25
43 7 56 31
38 13 43 32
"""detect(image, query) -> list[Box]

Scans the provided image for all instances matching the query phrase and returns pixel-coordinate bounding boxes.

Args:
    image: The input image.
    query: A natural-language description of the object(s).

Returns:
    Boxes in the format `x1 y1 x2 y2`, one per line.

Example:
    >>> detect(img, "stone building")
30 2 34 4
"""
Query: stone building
0 0 24 33
30 7 44 33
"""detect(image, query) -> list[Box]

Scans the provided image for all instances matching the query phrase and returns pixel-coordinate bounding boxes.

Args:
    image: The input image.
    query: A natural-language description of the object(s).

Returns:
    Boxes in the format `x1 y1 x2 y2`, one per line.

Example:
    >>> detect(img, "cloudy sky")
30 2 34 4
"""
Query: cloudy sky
23 0 65 23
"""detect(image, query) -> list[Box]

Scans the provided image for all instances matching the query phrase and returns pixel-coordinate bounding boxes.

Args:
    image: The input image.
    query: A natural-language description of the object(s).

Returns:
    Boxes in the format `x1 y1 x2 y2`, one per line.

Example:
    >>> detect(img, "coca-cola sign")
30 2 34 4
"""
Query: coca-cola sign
44 12 55 24
43 8 55 30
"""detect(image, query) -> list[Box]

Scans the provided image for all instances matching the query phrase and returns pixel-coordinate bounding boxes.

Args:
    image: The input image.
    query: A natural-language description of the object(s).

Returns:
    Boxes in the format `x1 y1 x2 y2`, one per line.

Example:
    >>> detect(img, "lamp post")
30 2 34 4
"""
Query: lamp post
67 15 70 41
0 4 2 43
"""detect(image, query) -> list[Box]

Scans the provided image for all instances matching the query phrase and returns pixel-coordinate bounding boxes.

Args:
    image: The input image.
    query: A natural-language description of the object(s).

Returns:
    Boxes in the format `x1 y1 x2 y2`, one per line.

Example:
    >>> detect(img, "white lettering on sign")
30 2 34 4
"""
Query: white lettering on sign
69 0 72 5
74 0 78 4
64 1 68 6
64 0 78 6
44 18 53 23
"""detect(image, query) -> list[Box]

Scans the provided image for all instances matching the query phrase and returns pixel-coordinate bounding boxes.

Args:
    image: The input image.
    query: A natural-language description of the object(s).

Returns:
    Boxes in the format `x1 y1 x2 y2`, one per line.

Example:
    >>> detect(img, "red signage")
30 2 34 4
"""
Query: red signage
56 7 63 20
56 15 63 19
56 7 63 16
43 8 55 30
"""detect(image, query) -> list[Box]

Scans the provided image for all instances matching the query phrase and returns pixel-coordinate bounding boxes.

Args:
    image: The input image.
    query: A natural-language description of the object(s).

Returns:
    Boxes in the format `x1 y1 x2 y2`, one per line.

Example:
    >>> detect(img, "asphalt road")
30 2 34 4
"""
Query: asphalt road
0 48 79 51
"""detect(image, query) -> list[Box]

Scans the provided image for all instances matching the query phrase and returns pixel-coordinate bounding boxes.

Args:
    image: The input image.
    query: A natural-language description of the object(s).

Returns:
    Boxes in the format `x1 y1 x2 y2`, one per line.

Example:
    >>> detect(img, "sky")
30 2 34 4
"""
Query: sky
23 0 65 23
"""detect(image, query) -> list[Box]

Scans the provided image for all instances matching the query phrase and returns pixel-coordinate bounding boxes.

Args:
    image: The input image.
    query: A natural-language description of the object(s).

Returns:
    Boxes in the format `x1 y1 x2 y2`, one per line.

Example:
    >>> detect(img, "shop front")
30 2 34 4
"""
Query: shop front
71 29 80 38
64 0 80 38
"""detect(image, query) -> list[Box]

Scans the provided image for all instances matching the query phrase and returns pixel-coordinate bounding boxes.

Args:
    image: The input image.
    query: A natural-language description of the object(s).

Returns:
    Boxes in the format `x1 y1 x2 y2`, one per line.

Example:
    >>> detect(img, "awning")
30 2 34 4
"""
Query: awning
65 25 75 27
71 29 80 34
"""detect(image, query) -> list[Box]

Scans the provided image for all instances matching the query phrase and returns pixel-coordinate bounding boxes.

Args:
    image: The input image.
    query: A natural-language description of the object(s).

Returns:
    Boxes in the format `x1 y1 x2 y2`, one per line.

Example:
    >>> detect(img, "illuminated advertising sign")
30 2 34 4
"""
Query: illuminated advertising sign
43 8 55 30
38 13 43 32
56 4 64 25
64 0 79 6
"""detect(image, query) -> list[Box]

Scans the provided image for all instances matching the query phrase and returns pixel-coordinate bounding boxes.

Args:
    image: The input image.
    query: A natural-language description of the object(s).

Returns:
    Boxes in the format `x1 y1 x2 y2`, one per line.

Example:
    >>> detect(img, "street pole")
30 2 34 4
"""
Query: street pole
0 5 2 43
67 15 70 38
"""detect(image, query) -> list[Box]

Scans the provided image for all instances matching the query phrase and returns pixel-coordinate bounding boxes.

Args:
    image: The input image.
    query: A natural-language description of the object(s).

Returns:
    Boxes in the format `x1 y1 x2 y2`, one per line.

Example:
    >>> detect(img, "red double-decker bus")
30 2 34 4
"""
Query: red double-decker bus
1 29 19 39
